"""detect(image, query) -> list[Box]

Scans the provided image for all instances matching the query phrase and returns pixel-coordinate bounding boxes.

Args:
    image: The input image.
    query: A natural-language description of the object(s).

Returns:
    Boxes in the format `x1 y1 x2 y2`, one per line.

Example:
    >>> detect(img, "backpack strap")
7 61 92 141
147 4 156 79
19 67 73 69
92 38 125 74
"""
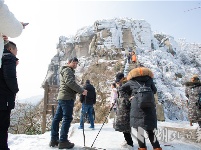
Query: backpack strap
135 80 142 87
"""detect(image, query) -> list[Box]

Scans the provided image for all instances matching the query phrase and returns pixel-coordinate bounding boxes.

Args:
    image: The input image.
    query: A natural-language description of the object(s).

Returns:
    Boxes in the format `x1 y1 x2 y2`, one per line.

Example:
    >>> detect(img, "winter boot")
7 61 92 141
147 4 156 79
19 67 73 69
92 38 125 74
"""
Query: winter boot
154 148 162 150
49 140 59 147
138 148 147 150
58 140 74 149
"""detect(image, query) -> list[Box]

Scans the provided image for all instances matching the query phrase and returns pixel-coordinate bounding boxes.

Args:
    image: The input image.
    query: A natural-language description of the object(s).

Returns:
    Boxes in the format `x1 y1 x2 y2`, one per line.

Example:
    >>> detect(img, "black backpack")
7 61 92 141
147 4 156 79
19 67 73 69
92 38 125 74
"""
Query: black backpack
135 81 155 109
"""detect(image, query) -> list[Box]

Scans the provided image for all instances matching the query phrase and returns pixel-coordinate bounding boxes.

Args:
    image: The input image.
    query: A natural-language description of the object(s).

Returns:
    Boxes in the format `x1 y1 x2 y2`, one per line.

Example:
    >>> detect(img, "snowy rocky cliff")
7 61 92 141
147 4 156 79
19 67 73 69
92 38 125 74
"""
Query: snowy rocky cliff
43 18 201 121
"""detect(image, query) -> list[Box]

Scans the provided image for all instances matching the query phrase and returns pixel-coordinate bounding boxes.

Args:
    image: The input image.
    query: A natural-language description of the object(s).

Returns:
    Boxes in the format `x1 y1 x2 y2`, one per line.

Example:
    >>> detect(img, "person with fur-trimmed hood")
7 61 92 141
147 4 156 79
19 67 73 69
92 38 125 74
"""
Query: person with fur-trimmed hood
185 75 201 127
119 66 162 150
113 72 134 150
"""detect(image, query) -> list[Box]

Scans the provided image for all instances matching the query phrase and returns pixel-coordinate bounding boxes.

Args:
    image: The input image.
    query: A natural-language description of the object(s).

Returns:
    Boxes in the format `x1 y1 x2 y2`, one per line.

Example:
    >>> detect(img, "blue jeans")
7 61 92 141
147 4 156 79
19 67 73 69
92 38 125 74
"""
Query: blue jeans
51 100 74 142
80 104 94 128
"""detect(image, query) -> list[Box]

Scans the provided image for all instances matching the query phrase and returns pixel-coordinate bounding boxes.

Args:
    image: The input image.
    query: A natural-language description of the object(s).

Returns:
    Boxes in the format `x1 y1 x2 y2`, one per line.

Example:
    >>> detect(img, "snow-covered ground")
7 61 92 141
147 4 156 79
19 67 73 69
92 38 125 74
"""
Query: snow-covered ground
8 120 201 150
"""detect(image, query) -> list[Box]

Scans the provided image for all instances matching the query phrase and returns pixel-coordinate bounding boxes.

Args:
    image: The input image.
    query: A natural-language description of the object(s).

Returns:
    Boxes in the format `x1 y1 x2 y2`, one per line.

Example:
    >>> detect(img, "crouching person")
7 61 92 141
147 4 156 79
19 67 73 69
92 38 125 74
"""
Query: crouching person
119 66 162 150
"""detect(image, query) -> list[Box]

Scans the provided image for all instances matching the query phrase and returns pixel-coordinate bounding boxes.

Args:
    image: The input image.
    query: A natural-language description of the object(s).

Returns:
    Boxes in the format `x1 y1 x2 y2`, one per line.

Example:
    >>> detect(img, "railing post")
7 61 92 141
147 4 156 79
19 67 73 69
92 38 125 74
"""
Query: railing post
42 81 48 134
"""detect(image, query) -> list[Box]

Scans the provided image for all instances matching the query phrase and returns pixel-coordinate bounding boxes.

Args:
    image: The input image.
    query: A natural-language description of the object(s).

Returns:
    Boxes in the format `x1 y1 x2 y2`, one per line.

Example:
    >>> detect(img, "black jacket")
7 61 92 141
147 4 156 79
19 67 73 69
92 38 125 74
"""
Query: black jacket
80 83 96 105
0 49 19 110
119 76 157 130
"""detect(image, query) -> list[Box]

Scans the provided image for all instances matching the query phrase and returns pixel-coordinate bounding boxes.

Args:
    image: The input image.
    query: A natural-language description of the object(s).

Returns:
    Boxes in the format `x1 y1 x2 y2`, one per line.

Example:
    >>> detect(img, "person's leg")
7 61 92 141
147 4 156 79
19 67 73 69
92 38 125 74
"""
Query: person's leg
147 130 161 149
79 104 86 128
51 101 63 142
190 120 193 126
137 128 146 148
88 105 94 128
0 109 11 150
59 100 74 142
123 132 133 147
198 121 201 128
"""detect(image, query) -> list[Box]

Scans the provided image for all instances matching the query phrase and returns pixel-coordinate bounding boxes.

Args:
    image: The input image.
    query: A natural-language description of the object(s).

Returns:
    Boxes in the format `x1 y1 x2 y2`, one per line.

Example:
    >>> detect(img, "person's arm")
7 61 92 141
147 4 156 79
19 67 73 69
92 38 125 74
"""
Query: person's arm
185 88 189 107
63 69 85 94
0 0 23 37
151 79 157 94
94 87 96 104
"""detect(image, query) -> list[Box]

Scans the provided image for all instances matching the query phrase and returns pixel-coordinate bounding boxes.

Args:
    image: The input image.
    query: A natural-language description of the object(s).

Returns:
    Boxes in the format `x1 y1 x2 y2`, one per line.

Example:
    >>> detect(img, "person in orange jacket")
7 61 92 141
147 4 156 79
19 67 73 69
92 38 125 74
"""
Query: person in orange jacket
131 51 137 63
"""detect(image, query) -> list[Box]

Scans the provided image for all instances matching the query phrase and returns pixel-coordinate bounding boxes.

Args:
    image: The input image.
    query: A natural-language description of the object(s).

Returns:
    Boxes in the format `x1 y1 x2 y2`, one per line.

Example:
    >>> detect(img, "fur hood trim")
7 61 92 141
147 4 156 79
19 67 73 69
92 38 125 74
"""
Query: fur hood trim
127 67 154 81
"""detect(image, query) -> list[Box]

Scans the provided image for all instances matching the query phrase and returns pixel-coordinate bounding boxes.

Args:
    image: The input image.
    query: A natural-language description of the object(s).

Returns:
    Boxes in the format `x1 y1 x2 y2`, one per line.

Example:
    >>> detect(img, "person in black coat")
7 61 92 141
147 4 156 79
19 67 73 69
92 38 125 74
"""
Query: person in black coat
113 73 134 149
119 67 162 150
78 80 96 130
0 41 19 150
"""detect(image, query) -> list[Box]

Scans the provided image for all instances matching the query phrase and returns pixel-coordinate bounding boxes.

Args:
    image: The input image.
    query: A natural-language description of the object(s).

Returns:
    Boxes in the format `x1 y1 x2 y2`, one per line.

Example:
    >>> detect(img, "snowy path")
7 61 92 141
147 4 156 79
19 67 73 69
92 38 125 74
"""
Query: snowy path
8 121 201 150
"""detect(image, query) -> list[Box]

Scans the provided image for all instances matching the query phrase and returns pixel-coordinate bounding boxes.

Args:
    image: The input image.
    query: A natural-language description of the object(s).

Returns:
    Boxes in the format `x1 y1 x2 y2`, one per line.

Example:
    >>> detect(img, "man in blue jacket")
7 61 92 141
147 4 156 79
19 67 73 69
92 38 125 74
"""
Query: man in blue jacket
0 41 19 150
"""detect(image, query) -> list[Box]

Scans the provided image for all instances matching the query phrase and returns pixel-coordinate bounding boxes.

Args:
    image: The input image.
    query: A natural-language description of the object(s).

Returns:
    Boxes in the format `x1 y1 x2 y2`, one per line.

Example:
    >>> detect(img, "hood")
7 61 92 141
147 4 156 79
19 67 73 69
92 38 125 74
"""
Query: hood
127 67 154 81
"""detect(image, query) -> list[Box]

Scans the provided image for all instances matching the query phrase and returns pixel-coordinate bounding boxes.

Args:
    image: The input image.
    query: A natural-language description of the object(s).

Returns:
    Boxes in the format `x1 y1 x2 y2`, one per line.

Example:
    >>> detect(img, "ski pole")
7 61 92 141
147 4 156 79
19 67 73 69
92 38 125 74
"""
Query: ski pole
90 101 116 148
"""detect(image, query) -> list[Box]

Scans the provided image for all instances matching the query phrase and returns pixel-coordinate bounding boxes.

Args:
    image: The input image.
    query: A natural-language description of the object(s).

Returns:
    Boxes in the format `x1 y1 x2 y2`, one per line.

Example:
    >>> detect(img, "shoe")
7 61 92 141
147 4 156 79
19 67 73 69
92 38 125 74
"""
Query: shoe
89 126 95 130
154 148 162 150
49 140 59 147
138 148 147 150
78 126 83 129
122 144 134 150
58 141 74 149
120 140 127 148
127 145 134 150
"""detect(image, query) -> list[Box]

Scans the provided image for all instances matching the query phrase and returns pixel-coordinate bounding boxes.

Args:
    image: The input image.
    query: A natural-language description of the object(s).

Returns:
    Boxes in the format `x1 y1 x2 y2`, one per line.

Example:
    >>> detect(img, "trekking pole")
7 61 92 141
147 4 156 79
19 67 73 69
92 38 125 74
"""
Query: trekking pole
82 96 87 147
90 101 116 148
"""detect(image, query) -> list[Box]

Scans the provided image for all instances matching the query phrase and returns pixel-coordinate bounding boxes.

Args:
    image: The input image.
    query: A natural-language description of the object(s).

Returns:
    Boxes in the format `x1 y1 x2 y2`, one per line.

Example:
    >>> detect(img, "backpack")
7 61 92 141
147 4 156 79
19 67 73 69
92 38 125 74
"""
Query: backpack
135 81 155 109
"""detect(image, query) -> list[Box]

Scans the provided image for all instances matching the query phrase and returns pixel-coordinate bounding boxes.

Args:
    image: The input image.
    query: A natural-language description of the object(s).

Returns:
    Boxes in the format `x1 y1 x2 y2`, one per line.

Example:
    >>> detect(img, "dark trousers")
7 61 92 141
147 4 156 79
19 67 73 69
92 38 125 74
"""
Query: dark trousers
51 100 74 142
123 132 133 147
0 109 11 150
137 129 160 148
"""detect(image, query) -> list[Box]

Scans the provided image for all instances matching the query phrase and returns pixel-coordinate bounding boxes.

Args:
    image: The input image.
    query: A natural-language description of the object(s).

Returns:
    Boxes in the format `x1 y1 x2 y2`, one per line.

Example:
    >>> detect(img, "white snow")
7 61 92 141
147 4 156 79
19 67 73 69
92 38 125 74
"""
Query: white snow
8 120 201 150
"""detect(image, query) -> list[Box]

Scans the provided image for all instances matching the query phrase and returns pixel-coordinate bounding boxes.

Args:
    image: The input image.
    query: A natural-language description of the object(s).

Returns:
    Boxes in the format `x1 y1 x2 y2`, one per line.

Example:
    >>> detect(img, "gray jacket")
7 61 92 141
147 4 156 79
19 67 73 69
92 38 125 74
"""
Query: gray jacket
57 66 84 100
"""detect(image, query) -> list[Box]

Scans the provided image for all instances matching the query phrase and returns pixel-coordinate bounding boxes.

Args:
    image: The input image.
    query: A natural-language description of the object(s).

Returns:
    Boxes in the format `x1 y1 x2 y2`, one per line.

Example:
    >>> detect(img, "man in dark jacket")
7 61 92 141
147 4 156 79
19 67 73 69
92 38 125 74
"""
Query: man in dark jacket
49 57 87 149
78 80 96 130
0 41 19 150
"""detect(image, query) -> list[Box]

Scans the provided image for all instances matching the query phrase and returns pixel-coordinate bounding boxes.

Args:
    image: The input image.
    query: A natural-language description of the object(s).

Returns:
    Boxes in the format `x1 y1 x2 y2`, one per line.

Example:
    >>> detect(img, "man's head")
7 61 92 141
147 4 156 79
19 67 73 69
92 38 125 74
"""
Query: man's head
4 41 18 56
67 57 79 69
115 72 124 83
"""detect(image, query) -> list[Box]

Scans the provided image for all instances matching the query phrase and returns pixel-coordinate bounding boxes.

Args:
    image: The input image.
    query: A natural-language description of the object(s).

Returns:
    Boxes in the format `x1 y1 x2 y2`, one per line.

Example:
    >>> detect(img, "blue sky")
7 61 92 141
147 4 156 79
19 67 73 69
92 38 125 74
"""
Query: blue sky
4 0 201 99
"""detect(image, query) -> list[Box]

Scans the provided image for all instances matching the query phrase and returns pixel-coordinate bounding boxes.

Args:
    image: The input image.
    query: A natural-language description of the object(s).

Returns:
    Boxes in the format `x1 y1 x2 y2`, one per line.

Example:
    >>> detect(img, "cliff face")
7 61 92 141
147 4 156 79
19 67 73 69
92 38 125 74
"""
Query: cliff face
43 18 201 121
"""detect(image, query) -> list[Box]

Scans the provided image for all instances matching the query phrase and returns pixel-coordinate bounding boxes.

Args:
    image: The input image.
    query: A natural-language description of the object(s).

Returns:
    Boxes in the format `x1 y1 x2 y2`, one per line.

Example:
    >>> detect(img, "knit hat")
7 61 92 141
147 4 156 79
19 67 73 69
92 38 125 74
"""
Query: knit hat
115 73 124 83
